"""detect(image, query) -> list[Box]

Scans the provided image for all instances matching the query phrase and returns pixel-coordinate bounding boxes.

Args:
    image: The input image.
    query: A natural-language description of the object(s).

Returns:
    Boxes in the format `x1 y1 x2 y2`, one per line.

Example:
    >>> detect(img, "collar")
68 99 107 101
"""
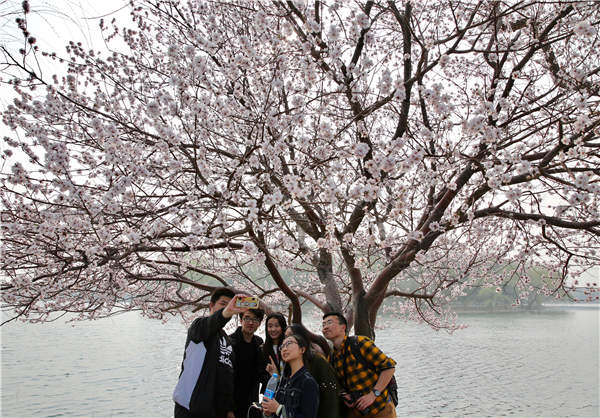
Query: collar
288 365 308 383
233 327 263 345
333 335 348 354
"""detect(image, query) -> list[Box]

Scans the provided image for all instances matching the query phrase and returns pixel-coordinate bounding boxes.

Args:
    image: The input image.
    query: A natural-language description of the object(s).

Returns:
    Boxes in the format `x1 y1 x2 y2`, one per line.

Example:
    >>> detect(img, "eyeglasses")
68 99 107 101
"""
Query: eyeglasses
322 319 338 327
281 340 299 349
242 317 260 323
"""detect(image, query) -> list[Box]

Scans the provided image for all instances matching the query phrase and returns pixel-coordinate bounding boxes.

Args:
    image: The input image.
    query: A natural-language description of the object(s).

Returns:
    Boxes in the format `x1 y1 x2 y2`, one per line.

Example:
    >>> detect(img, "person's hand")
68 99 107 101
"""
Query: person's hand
354 391 376 411
341 392 354 408
226 412 235 418
261 397 280 415
266 355 277 375
222 294 249 318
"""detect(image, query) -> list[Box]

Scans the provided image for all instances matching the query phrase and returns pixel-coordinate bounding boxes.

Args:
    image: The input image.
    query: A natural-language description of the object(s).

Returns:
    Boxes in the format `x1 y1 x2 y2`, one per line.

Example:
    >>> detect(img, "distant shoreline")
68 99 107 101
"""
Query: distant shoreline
540 303 600 309
451 303 600 314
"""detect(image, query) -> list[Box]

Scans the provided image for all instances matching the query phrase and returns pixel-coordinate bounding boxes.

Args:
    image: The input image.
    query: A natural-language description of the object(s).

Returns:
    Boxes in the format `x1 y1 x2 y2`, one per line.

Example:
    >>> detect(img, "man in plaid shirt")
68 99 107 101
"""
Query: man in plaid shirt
322 312 397 418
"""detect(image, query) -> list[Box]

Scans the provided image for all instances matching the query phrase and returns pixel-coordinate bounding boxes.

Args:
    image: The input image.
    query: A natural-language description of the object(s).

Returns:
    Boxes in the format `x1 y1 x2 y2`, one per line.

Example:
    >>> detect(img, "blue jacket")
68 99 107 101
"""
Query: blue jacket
274 366 319 418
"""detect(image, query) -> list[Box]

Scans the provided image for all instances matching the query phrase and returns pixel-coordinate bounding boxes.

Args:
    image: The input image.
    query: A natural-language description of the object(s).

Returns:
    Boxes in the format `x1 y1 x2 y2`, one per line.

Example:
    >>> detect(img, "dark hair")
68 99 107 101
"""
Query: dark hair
287 322 330 358
287 323 311 343
210 287 235 304
282 333 312 374
323 311 348 329
239 308 265 322
263 313 287 373
264 313 287 346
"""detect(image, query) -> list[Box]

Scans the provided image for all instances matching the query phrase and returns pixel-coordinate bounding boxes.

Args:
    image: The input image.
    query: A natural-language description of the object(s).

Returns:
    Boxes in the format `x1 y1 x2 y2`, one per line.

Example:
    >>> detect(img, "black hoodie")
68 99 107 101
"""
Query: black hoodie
173 308 235 417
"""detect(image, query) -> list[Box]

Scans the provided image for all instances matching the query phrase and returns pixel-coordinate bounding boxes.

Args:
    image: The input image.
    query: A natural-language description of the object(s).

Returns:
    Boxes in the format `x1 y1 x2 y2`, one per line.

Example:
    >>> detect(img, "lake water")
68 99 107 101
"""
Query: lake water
1 307 598 417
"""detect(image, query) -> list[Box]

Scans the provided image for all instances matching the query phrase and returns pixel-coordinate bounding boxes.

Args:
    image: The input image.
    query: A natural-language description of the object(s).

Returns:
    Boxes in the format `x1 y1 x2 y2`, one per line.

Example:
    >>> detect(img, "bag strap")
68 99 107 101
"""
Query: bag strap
333 336 376 391
347 336 373 371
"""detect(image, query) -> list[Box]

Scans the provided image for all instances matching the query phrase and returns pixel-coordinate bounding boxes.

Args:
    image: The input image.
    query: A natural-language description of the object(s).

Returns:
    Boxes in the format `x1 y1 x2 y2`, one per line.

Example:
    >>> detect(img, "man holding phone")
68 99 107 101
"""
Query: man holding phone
173 287 249 418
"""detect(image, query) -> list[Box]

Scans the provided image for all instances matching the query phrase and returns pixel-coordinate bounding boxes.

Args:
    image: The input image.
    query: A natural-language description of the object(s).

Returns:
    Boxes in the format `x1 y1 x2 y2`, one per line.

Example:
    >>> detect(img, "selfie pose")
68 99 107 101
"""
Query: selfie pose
261 334 319 418
172 288 248 418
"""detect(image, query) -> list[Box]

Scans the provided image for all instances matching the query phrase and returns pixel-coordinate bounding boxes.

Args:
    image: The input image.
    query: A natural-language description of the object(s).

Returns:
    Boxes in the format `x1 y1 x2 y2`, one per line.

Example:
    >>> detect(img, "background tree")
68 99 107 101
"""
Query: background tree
2 0 599 337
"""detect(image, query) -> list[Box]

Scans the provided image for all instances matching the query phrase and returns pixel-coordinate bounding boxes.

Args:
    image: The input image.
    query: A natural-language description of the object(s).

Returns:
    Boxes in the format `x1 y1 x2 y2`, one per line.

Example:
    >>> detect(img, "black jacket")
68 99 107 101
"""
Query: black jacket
229 327 265 416
274 366 319 418
172 309 235 417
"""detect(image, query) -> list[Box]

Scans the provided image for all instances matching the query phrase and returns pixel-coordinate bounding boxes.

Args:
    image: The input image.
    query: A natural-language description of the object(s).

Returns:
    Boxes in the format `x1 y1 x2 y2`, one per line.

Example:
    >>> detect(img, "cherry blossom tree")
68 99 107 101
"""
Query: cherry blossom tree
2 0 599 337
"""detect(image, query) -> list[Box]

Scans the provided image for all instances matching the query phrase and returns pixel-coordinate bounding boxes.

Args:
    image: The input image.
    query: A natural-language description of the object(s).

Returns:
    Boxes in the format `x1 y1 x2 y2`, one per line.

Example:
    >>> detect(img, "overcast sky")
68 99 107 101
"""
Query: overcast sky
1 0 129 157
1 0 130 95
1 0 129 53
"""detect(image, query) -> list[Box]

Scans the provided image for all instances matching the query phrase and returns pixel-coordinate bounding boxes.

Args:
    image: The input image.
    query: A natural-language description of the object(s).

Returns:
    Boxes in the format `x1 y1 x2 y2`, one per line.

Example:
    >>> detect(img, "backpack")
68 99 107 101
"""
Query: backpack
347 336 399 406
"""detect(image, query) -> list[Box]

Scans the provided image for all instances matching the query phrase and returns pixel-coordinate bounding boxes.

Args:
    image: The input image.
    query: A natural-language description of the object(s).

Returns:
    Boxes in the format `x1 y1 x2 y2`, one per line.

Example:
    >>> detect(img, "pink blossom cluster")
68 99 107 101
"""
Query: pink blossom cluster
1 1 598 331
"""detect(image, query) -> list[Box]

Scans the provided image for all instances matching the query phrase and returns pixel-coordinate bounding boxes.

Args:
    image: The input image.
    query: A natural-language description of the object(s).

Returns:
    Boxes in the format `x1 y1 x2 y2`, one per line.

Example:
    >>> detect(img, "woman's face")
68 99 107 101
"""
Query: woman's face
280 336 304 363
267 318 283 341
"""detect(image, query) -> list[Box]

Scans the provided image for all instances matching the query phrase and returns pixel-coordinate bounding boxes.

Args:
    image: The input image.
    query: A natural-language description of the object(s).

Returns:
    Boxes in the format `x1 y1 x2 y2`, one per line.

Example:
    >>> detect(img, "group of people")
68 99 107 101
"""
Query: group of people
172 288 397 418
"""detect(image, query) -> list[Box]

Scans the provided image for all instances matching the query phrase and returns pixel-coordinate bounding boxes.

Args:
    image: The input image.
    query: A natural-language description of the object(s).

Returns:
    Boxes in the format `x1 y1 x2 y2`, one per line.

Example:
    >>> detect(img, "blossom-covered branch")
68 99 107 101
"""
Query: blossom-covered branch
1 1 598 334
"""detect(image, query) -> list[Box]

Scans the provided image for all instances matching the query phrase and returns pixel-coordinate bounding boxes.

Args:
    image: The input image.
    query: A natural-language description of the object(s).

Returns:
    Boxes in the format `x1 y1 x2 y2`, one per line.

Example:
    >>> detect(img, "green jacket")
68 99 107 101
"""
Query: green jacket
306 353 341 418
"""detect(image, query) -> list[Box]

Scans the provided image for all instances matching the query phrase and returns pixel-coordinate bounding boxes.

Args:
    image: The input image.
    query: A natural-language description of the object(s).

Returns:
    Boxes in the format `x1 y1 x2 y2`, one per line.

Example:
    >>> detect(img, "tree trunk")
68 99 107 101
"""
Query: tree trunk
317 249 343 312
353 289 375 339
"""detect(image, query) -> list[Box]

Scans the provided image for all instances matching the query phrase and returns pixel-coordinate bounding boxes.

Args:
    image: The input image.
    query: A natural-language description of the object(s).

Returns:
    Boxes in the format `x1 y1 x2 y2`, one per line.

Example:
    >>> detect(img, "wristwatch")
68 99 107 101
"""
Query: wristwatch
373 389 381 397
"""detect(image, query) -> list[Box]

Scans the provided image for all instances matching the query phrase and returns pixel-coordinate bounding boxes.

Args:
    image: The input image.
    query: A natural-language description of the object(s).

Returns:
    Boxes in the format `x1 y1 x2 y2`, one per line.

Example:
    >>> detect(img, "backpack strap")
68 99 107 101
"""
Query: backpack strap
347 336 371 370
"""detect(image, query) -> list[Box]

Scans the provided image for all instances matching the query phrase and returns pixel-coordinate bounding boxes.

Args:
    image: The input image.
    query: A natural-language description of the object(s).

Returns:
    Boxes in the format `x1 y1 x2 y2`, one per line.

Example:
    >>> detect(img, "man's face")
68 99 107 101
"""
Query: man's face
241 311 261 335
322 316 345 340
209 296 231 314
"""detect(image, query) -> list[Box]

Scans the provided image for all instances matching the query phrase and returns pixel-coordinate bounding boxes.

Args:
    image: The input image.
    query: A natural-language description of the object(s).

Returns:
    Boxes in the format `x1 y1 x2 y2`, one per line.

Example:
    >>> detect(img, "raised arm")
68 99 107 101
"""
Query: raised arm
188 294 248 342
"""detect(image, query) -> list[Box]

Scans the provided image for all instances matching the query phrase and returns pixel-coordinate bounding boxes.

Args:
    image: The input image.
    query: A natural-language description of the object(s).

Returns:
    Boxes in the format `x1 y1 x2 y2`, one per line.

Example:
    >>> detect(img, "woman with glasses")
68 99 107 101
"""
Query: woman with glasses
261 334 319 418
285 324 341 418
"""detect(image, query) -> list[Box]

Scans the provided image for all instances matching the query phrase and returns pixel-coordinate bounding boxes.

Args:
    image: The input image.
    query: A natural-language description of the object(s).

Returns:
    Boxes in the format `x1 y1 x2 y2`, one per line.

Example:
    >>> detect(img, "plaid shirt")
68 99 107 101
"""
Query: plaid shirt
331 335 396 415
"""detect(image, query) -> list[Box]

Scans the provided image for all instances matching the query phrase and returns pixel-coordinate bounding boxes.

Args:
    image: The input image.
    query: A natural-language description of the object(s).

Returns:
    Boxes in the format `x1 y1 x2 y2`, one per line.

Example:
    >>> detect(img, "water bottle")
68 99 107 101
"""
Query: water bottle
263 373 279 400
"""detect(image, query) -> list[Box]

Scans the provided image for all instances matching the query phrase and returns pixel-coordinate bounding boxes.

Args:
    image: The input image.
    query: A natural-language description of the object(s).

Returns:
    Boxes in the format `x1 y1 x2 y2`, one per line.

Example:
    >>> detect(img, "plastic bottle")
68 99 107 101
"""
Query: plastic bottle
263 373 279 400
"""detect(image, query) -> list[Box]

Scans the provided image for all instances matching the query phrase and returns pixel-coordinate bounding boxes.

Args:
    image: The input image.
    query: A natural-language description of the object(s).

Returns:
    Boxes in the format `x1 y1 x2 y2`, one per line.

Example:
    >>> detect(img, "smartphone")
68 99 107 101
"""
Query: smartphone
235 296 259 308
